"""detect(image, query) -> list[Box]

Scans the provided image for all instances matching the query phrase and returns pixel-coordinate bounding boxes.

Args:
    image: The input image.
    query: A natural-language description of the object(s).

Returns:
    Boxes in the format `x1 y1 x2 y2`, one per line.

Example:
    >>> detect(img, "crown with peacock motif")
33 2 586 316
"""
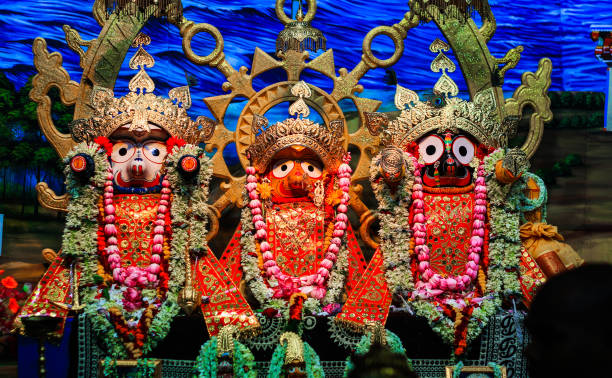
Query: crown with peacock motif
365 39 518 150
246 81 345 173
69 33 215 145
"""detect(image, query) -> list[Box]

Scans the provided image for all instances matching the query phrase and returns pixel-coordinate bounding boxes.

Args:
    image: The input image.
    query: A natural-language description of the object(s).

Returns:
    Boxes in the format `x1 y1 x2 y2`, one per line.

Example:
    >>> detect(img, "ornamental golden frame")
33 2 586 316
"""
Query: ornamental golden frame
97 359 162 378
30 0 553 250
445 364 508 378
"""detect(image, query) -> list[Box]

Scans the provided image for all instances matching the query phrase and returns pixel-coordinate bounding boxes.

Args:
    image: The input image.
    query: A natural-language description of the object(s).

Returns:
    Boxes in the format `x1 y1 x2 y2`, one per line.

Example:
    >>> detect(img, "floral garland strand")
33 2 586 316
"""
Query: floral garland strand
240 154 353 310
343 330 413 377
193 337 257 378
372 148 524 352
370 152 417 295
164 143 214 292
76 141 213 359
101 168 169 311
62 143 110 286
516 172 548 222
412 160 487 295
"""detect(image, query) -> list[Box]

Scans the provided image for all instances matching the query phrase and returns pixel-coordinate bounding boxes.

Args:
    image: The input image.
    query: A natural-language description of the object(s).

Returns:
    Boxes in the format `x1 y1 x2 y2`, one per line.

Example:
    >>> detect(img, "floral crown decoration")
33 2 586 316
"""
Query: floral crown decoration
69 33 216 145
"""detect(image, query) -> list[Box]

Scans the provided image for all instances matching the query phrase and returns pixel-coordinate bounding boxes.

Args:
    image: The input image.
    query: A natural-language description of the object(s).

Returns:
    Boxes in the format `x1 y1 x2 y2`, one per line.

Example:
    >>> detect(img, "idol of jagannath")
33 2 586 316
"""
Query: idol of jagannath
15 36 257 360
220 81 367 316
337 40 583 356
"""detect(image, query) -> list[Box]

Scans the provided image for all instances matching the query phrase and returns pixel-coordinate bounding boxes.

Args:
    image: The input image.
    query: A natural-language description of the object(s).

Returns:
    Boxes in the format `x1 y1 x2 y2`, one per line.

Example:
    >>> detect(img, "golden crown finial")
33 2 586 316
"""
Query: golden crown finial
247 82 345 172
429 39 459 98
69 34 216 144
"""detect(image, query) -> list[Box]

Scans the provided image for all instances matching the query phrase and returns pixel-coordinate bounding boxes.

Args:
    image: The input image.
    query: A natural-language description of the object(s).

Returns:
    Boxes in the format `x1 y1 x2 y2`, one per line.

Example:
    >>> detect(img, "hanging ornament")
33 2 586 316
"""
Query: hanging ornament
276 0 326 53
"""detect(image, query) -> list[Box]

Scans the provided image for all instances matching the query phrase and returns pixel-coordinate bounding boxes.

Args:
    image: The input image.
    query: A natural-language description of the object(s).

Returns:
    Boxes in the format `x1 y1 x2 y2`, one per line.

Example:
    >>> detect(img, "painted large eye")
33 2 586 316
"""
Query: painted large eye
272 160 295 178
452 136 475 165
142 141 167 164
418 135 444 164
111 141 135 163
300 160 323 179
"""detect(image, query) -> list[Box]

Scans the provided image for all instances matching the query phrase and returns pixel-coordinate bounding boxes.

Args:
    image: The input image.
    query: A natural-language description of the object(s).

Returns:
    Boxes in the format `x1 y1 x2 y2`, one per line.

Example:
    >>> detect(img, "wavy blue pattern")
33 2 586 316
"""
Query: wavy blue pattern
0 0 611 121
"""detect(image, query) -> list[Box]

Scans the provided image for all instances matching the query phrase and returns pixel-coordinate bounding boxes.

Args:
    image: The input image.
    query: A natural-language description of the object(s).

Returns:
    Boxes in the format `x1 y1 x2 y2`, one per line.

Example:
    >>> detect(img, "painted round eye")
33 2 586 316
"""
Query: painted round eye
452 136 475 165
272 160 295 178
111 141 135 163
142 141 167 164
418 135 444 164
300 160 323 179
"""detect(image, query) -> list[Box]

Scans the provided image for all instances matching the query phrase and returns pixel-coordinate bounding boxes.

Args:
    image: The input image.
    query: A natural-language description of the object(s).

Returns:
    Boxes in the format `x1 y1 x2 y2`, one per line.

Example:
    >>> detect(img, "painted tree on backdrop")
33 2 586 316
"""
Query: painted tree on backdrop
0 72 72 215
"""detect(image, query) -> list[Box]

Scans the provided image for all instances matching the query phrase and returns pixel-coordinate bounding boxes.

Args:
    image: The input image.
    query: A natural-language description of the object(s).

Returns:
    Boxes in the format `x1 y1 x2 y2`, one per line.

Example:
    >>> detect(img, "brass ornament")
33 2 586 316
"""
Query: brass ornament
102 0 183 22
247 116 345 173
429 39 459 98
276 0 326 54
494 45 524 84
32 3 197 211
288 81 312 118
365 320 387 346
378 147 405 184
176 1 419 240
313 180 324 208
279 332 305 365
216 325 239 358
411 0 486 25
504 58 553 159
35 182 70 213
394 84 420 110
502 148 530 178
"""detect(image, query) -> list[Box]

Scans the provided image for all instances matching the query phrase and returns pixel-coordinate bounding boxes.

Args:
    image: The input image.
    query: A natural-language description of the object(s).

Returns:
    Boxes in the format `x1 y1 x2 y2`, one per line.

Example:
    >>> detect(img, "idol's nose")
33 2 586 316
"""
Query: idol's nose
288 169 305 188
131 158 144 177
442 154 456 176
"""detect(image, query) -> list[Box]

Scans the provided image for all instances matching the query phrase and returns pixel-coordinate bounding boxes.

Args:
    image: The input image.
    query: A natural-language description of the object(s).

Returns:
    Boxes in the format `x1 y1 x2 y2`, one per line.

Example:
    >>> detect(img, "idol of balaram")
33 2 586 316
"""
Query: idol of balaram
15 37 257 360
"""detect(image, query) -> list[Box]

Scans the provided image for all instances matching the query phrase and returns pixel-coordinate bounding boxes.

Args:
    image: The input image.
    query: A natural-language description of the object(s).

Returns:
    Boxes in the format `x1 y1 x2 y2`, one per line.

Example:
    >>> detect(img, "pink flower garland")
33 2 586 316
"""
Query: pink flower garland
245 154 352 300
412 161 487 296
103 168 170 311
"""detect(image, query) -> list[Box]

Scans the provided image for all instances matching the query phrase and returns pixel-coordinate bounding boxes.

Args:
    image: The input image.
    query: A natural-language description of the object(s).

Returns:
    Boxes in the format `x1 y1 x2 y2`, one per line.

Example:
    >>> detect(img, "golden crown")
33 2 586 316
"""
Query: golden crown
246 81 345 172
69 33 215 145
365 39 517 150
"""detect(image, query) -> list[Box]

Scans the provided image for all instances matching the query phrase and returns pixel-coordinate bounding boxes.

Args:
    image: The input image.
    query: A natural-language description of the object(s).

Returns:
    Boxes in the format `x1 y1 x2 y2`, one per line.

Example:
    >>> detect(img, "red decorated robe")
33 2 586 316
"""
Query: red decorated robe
220 201 367 303
338 190 543 328
16 194 256 340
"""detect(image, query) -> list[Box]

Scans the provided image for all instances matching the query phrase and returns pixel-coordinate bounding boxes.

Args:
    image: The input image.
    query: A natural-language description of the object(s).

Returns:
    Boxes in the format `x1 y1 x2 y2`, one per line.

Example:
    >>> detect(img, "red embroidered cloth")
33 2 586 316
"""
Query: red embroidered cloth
336 248 392 328
15 257 79 337
422 192 474 277
219 201 367 302
519 248 546 307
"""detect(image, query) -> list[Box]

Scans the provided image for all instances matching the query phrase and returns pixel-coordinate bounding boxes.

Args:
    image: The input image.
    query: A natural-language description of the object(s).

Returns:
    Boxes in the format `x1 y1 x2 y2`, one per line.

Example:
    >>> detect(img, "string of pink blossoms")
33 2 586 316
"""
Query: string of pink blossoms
246 154 353 300
102 167 169 311
412 160 487 297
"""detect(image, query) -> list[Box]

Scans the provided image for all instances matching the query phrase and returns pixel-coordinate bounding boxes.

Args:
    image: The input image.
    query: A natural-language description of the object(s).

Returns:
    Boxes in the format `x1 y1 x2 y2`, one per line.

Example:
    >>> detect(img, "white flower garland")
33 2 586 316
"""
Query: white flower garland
370 152 416 295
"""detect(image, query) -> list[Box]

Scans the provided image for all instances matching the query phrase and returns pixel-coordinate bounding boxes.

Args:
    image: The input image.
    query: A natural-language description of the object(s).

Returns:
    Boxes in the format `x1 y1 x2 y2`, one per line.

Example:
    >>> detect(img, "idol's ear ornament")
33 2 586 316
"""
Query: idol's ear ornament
364 112 388 136
197 116 217 142
252 114 269 135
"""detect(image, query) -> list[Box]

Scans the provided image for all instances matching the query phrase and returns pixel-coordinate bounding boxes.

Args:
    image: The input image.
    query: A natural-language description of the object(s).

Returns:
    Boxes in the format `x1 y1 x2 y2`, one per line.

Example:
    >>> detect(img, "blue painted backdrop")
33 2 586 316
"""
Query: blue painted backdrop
0 0 611 122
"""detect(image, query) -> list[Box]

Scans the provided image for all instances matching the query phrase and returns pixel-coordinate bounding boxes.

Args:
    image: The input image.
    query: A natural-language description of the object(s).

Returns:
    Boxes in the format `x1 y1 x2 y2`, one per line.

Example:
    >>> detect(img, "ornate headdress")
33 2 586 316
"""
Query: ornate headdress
69 33 215 145
246 81 345 172
365 39 517 150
